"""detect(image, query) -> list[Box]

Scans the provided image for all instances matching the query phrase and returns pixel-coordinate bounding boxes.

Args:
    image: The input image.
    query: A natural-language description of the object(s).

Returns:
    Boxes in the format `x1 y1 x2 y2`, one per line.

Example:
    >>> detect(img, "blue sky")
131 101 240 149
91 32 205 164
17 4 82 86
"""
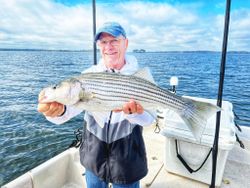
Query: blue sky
0 0 250 51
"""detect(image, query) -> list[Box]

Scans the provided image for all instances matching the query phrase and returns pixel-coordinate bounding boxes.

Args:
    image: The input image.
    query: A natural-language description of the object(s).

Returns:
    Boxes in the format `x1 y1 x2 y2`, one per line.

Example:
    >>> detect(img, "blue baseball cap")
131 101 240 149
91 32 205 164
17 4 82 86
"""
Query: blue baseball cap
95 22 126 42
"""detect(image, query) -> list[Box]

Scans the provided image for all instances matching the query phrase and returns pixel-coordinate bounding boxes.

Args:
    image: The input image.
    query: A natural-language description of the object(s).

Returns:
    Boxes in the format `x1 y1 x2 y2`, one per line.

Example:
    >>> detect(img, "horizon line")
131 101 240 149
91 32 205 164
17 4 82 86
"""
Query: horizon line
0 48 249 53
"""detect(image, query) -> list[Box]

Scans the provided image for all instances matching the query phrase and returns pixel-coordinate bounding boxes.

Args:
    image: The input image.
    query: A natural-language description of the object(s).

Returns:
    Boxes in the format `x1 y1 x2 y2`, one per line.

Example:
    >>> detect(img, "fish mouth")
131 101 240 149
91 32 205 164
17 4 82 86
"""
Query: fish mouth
39 95 48 103
39 88 54 103
38 90 47 103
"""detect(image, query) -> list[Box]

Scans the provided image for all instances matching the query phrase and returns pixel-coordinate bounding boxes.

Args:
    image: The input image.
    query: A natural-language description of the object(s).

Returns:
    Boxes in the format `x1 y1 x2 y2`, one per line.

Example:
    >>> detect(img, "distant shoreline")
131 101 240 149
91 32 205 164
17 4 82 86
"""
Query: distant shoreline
0 48 90 52
0 48 249 53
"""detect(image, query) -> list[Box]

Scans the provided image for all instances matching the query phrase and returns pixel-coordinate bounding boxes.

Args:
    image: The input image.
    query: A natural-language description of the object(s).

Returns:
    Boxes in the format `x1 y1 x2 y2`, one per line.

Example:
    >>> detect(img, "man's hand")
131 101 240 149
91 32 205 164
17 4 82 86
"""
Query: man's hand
37 92 65 117
113 99 144 114
37 102 65 117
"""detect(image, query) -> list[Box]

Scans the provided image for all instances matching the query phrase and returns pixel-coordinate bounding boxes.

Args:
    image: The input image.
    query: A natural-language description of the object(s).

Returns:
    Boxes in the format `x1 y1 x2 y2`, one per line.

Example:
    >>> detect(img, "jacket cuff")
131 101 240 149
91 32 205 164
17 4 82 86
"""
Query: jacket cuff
58 105 67 117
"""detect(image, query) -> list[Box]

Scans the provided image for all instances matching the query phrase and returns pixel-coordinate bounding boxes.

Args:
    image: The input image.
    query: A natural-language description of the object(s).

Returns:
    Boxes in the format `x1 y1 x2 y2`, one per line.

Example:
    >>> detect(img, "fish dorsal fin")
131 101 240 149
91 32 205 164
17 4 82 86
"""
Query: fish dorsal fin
133 67 156 84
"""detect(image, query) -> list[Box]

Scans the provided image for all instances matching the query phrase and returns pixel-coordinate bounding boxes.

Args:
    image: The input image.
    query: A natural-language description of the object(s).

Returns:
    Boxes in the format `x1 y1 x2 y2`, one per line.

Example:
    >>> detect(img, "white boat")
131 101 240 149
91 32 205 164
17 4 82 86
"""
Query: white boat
3 97 250 188
3 1 248 187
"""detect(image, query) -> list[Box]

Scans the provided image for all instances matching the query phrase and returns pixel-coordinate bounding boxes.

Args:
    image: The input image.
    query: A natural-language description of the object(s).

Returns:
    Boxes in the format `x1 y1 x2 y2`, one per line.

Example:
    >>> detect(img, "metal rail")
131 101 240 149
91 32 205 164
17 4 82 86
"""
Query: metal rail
210 0 231 187
92 0 97 65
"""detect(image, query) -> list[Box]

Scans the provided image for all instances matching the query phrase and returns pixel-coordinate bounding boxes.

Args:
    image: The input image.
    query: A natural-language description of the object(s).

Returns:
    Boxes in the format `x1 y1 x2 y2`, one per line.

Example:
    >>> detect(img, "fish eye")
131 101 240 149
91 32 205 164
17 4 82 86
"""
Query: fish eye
52 85 57 89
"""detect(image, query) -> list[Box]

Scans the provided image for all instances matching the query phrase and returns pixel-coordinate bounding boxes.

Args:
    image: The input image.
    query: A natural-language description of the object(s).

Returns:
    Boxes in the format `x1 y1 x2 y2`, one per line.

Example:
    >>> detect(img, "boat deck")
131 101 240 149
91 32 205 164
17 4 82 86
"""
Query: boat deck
3 123 250 188
141 123 250 188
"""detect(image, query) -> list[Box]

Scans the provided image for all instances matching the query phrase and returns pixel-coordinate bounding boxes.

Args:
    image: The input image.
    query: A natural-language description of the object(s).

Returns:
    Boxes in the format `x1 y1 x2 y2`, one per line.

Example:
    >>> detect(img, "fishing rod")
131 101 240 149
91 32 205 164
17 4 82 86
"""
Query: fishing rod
210 0 231 187
92 0 97 65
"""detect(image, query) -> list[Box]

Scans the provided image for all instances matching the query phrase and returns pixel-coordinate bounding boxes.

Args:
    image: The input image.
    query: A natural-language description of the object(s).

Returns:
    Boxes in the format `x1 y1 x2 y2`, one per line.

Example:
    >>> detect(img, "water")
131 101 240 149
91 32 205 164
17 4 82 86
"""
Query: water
0 50 249 186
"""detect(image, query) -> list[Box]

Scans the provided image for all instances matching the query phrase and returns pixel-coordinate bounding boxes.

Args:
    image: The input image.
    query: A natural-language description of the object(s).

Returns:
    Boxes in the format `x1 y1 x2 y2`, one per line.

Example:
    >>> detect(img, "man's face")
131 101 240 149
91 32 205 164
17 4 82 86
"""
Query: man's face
97 33 128 70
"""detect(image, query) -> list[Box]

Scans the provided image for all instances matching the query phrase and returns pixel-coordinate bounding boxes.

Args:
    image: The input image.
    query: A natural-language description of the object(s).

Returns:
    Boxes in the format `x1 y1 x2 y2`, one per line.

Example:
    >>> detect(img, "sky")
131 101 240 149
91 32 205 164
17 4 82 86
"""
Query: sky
0 0 250 52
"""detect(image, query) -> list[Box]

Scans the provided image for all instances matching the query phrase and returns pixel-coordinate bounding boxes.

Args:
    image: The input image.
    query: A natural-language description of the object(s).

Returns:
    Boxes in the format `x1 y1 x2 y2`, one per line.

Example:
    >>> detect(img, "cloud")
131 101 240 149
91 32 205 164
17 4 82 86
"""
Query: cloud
0 0 249 51
0 0 93 50
229 8 250 51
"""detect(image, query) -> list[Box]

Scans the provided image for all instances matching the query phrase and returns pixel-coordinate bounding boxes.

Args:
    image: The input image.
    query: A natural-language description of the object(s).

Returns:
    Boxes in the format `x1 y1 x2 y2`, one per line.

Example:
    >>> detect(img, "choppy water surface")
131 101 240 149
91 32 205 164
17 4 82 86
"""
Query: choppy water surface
0 51 249 185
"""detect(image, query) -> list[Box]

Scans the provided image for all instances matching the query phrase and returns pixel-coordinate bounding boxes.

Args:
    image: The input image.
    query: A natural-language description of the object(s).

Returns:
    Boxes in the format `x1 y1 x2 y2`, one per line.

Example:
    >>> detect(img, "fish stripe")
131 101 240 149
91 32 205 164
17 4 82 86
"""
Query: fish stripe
83 82 184 110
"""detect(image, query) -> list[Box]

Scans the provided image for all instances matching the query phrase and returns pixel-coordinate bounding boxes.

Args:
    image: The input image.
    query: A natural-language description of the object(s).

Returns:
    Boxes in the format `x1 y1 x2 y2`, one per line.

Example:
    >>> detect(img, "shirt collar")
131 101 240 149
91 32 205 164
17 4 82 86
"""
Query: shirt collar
98 55 138 74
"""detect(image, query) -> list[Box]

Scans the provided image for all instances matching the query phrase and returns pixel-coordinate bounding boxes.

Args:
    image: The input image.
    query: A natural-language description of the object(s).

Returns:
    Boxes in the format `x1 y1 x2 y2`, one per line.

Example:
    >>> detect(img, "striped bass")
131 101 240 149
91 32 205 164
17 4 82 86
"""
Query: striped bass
39 68 220 140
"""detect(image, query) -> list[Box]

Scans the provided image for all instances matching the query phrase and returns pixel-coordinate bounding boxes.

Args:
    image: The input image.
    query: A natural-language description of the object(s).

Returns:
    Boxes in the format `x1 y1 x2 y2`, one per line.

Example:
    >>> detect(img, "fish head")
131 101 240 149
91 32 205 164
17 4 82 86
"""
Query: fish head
39 79 83 105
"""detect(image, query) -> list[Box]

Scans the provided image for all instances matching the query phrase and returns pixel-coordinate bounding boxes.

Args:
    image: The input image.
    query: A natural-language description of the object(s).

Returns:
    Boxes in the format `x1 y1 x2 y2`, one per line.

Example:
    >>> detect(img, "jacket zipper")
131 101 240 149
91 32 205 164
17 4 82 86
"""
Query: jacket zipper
106 111 113 182
106 69 115 182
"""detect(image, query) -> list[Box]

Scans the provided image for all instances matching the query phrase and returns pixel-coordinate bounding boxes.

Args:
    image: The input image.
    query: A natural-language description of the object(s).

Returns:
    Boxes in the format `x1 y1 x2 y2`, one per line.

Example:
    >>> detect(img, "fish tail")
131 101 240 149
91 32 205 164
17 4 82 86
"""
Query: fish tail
179 98 221 141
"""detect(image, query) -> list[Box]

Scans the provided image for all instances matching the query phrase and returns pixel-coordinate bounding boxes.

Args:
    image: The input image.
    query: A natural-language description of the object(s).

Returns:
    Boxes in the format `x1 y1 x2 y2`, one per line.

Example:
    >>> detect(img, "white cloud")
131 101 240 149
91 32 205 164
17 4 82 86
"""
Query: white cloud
228 8 250 51
0 0 93 49
0 0 249 51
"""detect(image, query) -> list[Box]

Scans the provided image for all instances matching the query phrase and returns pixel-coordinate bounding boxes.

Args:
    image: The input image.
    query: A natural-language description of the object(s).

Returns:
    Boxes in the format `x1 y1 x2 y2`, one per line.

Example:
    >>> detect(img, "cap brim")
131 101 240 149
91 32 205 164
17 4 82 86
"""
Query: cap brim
94 31 120 42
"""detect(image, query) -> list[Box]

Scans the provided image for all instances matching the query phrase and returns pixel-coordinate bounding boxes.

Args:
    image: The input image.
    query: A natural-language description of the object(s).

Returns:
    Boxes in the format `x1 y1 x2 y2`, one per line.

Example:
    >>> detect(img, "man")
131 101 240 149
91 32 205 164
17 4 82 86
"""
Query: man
38 22 154 188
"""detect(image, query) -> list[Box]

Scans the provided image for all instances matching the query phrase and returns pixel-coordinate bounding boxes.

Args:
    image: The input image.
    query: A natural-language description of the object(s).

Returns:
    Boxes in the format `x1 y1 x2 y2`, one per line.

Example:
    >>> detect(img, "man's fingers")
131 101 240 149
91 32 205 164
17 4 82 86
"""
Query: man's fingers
136 104 144 114
113 108 123 113
43 102 58 116
112 100 144 115
49 107 64 117
37 103 50 113
52 103 65 116
38 102 64 117
128 100 137 113
122 103 130 114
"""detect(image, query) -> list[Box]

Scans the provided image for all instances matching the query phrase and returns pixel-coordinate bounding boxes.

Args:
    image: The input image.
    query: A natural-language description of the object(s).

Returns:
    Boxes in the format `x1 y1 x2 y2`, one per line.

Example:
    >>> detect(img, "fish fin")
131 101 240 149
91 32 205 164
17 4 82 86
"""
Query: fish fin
72 102 87 109
133 67 156 84
79 91 95 100
179 97 221 142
